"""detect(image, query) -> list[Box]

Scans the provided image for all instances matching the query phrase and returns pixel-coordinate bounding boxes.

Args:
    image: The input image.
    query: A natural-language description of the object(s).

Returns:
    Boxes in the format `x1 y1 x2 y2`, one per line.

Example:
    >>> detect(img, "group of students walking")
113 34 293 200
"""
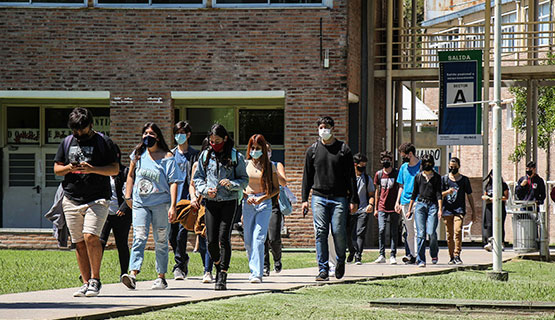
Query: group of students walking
53 109 547 297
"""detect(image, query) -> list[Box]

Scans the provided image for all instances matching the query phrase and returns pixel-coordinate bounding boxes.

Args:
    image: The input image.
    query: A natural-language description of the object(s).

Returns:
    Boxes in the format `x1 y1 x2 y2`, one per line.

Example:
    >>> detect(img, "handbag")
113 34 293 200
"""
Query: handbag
278 186 293 216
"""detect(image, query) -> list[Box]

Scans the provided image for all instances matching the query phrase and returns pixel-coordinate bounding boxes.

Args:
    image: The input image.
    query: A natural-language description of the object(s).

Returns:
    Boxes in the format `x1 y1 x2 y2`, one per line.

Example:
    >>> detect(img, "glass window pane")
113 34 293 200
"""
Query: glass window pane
152 0 202 3
33 0 83 3
217 0 267 4
97 0 148 4
184 108 235 146
45 108 110 144
238 109 283 146
7 107 39 144
0 0 30 3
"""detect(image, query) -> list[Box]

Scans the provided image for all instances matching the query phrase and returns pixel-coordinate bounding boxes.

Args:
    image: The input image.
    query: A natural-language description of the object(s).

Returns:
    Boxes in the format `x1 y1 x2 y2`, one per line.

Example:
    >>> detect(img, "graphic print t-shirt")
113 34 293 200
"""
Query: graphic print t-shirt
54 134 117 204
442 174 472 216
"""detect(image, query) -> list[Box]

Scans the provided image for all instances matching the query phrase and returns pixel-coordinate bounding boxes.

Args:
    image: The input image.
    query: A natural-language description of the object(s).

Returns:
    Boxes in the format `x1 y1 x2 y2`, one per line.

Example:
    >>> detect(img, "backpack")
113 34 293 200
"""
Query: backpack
310 140 348 161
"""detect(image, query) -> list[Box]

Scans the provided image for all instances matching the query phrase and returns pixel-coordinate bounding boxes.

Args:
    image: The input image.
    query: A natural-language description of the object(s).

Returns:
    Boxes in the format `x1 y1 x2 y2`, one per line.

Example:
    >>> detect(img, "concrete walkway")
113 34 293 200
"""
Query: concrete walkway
0 249 519 320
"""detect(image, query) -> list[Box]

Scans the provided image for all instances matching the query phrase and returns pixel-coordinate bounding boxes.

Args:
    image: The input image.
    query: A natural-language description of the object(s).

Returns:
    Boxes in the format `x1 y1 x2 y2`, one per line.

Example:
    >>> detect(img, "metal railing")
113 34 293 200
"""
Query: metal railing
374 21 555 70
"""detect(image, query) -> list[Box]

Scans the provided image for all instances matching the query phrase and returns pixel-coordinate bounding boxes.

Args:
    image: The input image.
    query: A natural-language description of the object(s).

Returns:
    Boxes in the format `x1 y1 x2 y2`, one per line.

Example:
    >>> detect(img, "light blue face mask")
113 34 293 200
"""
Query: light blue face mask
175 133 187 145
250 149 263 159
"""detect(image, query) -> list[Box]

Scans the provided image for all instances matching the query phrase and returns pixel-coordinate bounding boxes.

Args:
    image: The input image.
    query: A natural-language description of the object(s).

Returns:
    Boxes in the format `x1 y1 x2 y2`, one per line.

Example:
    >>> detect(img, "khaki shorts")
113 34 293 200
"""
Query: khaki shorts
63 196 109 243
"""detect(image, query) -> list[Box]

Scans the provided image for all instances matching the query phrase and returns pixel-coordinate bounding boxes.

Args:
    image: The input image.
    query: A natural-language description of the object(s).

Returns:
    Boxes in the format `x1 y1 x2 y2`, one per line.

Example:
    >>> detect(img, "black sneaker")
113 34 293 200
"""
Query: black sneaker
335 262 345 279
121 273 136 290
448 258 455 265
355 257 362 265
215 271 227 291
274 260 282 273
454 256 463 265
85 278 102 297
347 252 355 263
315 271 329 281
263 266 270 277
404 256 416 265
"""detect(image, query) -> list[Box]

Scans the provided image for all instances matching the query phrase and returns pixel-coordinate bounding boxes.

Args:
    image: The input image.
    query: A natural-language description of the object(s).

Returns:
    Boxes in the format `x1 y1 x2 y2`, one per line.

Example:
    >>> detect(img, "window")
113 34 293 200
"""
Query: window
506 103 514 130
466 24 485 49
538 2 551 46
95 0 203 7
214 0 325 7
44 108 110 144
0 0 85 6
175 106 284 148
501 11 517 53
7 107 40 145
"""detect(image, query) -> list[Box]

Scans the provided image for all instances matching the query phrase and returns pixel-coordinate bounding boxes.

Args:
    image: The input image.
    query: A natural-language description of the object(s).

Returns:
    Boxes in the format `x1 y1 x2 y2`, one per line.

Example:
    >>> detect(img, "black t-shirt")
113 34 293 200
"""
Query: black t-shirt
54 133 117 204
442 174 472 215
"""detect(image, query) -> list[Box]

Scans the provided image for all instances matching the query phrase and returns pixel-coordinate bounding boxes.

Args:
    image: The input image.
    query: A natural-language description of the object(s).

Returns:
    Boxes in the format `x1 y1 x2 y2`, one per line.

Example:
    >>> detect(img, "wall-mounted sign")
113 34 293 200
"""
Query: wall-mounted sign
7 129 39 144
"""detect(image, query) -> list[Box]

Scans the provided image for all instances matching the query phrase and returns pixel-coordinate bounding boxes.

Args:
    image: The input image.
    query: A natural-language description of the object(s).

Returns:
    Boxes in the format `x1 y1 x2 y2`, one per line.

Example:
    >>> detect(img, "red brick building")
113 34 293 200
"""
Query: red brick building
0 0 388 248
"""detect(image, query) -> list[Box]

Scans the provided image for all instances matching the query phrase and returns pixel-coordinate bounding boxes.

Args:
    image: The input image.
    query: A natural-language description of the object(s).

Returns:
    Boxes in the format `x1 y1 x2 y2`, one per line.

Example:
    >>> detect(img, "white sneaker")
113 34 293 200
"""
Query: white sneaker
484 243 492 252
249 276 262 284
374 255 386 263
329 267 336 278
202 272 214 283
73 283 88 297
389 256 397 265
151 277 168 290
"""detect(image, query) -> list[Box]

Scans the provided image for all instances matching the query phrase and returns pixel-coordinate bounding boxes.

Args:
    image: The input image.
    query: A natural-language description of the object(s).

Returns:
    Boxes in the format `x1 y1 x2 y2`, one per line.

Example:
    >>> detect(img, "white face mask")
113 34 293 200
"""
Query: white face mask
319 128 332 141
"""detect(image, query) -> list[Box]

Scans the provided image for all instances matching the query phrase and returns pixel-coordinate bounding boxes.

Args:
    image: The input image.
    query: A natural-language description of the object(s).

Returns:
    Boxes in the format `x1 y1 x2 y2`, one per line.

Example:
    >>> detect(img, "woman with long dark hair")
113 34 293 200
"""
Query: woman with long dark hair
243 134 279 283
121 122 182 290
482 170 509 251
193 123 248 290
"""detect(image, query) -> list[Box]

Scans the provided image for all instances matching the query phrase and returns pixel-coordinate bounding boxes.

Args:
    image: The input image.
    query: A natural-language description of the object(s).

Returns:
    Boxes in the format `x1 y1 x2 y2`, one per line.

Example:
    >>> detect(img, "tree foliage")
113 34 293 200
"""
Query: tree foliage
508 53 555 163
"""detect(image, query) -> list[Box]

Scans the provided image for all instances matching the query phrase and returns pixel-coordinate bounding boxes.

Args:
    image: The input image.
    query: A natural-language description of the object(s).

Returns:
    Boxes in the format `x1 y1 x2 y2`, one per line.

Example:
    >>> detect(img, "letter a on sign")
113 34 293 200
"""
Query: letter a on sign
454 90 466 103
446 82 474 108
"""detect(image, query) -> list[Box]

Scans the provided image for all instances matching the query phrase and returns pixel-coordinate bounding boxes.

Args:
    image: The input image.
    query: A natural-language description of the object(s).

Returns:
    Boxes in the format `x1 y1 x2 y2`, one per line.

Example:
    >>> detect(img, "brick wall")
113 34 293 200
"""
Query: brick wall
0 3 354 248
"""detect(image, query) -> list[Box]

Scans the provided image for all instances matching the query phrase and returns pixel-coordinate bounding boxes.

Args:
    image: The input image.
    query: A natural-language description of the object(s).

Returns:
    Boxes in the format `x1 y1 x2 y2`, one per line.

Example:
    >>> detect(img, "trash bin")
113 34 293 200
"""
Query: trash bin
508 201 539 253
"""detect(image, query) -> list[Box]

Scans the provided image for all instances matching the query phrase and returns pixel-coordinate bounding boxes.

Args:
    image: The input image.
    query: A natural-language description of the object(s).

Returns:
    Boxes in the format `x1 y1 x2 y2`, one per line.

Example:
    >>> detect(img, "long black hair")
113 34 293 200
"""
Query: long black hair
483 169 506 193
203 123 235 168
133 122 171 159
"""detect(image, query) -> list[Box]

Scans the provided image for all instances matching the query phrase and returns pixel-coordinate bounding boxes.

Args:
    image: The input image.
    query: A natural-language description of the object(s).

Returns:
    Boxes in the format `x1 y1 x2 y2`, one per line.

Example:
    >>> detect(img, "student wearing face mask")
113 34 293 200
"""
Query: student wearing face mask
243 134 279 283
346 153 375 265
120 122 182 291
394 142 420 265
193 124 249 291
407 154 442 268
373 151 400 265
441 157 475 265
168 121 199 281
54 108 119 297
515 161 546 207
301 116 359 281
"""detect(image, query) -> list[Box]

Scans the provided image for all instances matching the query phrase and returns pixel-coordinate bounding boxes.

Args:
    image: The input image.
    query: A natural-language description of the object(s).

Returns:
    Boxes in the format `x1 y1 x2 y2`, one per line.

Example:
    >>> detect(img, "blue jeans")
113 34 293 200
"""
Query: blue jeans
312 195 348 273
414 201 439 264
129 203 170 274
242 196 272 278
197 235 213 273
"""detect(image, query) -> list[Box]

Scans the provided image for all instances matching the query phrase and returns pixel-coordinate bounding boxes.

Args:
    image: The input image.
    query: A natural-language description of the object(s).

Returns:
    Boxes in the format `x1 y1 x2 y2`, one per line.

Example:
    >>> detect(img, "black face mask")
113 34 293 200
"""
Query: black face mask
449 167 459 175
422 163 433 171
356 166 366 173
382 161 391 169
74 131 93 142
143 135 157 148
526 170 533 176
402 156 410 163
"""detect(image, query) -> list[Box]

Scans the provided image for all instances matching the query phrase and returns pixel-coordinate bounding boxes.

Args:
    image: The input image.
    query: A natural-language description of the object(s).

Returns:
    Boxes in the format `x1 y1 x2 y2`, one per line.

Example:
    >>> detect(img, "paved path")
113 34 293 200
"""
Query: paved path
0 249 519 320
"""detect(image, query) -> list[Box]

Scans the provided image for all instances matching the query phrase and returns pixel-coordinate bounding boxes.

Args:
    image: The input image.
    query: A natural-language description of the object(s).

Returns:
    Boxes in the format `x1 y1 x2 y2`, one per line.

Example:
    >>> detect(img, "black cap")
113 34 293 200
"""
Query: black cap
526 161 536 168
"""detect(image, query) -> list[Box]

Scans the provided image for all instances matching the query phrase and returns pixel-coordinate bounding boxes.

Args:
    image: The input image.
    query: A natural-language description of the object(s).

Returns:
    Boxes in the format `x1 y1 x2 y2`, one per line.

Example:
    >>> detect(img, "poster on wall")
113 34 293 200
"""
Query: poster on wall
7 129 40 144
438 50 483 145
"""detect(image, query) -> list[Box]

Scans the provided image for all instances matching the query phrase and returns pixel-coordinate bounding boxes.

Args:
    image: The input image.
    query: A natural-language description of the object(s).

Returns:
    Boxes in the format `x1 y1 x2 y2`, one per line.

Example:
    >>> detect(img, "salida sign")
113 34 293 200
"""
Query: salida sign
438 50 483 146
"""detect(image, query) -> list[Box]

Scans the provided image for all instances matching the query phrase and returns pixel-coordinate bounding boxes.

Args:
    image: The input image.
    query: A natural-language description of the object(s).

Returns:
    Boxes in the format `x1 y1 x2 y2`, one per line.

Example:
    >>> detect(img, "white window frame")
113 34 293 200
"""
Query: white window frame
0 0 86 7
538 1 551 46
213 0 330 9
500 10 517 53
94 0 205 8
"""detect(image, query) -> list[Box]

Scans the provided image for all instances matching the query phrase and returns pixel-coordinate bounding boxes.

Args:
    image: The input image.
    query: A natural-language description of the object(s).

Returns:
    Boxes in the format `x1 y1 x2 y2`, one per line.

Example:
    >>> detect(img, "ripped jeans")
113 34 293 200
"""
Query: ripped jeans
129 203 170 274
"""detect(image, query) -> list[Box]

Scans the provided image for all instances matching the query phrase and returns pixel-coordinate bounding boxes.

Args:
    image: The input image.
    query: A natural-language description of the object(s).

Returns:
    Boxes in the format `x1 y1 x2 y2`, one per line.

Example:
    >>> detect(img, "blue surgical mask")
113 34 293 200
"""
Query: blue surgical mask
250 149 263 159
175 133 187 145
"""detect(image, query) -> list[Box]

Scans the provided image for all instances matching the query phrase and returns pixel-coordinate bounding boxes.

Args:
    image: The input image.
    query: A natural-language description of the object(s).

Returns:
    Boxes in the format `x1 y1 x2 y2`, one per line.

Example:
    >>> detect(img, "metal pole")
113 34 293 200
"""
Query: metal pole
483 0 491 228
367 0 376 168
410 0 417 143
532 80 538 162
386 0 393 154
487 0 508 281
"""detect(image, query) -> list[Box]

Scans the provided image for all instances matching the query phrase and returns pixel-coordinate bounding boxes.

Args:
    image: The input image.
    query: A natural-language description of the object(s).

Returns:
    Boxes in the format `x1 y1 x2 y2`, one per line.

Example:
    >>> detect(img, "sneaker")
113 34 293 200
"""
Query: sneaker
329 267 335 278
315 271 329 281
121 273 136 290
174 267 186 281
263 266 270 277
73 283 89 297
484 243 492 252
202 272 214 283
151 277 168 290
249 276 262 284
404 256 416 265
448 258 456 265
374 255 386 263
389 256 397 265
355 257 362 265
215 271 227 291
85 279 102 297
418 262 426 268
432 257 438 265
274 260 282 273
454 256 463 265
347 252 355 263
402 255 411 263
335 262 345 279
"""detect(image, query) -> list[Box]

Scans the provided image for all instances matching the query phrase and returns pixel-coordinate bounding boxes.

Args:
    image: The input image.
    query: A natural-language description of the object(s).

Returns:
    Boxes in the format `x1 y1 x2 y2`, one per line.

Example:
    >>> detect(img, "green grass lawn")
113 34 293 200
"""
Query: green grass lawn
0 249 354 294
117 259 555 320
